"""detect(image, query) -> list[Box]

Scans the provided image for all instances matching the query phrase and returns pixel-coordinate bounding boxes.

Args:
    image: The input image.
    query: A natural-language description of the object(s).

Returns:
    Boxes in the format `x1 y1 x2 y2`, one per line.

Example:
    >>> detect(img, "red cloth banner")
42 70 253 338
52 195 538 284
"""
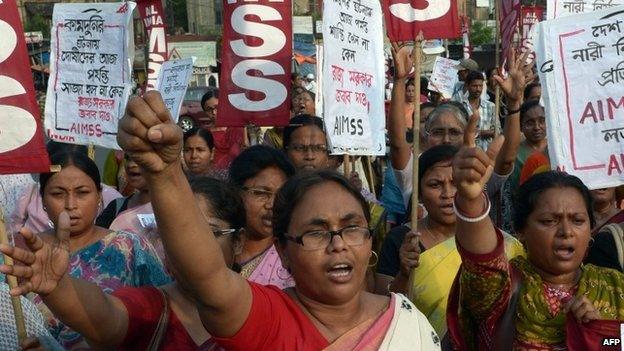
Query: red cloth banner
0 0 50 174
218 0 292 127
499 0 522 65
137 0 168 90
519 6 544 61
383 0 461 41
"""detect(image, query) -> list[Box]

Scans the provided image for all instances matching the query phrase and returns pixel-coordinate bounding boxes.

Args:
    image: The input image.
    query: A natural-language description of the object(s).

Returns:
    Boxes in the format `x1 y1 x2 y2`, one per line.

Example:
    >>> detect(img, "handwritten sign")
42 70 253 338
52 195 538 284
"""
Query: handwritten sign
44 2 135 149
536 6 624 189
155 58 193 122
428 57 459 99
0 0 50 174
547 0 623 19
322 0 385 155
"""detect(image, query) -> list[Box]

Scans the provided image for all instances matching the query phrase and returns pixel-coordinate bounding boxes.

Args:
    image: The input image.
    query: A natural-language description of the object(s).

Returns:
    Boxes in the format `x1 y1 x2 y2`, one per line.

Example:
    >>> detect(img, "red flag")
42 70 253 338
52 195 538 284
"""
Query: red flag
0 0 50 174
218 0 292 127
137 0 168 90
499 0 522 65
383 0 461 41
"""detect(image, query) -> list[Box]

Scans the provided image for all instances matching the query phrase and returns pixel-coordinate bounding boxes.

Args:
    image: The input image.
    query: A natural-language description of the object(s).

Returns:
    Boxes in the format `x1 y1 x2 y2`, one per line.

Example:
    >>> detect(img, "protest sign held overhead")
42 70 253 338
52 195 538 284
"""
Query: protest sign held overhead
547 0 623 19
155 58 193 123
0 0 50 174
137 0 168 90
519 6 544 62
44 2 136 150
322 0 385 155
535 6 624 189
218 0 292 127
383 0 461 40
428 57 459 99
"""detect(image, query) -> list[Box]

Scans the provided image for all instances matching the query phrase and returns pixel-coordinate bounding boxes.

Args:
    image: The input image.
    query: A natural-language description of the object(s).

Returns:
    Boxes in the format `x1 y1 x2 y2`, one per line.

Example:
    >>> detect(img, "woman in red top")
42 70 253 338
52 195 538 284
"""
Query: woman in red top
1 177 246 350
101 92 439 350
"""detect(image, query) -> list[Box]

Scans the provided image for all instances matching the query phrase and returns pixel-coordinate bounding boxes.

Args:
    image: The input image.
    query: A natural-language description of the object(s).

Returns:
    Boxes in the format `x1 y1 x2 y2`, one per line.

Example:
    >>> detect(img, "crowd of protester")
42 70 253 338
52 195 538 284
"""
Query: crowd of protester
0 46 623 351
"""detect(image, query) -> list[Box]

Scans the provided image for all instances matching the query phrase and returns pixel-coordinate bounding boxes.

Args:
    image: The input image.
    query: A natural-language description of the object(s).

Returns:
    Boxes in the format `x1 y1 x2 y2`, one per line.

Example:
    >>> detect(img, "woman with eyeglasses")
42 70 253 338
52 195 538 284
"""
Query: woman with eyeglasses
89 91 440 349
283 114 330 171
0 177 247 350
229 145 296 288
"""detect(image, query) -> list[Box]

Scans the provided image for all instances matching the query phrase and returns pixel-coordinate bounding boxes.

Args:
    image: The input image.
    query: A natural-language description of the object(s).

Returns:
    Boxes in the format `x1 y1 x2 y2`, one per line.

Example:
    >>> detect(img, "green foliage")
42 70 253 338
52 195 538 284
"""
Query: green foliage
470 20 494 46
24 13 50 39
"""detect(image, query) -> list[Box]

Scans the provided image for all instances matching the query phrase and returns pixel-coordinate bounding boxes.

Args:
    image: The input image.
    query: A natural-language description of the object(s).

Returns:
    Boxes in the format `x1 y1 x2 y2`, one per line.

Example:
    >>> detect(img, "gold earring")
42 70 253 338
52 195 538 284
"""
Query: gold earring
368 251 379 267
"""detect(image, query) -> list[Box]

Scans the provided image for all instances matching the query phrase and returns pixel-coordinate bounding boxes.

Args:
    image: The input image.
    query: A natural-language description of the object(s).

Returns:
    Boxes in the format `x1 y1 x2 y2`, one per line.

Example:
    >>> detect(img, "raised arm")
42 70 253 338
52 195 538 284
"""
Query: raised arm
494 51 535 175
0 214 129 348
388 43 413 171
453 114 504 255
116 92 251 337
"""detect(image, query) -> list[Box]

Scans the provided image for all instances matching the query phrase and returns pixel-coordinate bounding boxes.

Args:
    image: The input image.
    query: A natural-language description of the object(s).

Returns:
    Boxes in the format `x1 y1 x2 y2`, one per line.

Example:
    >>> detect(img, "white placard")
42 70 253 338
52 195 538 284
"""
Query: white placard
322 0 386 155
536 6 624 189
44 2 135 149
428 57 459 99
547 0 623 19
155 58 193 123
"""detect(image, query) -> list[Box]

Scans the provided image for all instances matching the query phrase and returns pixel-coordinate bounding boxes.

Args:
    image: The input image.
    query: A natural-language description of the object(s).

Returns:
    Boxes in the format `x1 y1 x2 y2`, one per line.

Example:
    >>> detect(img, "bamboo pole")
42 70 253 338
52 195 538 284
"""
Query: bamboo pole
0 209 27 344
343 154 350 176
87 144 95 161
365 156 376 197
407 39 423 301
494 1 501 136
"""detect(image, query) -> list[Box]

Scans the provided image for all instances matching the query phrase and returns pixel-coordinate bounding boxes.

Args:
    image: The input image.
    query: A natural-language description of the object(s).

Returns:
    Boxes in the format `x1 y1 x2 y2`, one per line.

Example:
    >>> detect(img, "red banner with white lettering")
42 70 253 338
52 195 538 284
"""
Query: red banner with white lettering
0 0 50 174
499 0 522 65
137 0 168 90
383 0 461 41
218 0 292 127
519 6 544 62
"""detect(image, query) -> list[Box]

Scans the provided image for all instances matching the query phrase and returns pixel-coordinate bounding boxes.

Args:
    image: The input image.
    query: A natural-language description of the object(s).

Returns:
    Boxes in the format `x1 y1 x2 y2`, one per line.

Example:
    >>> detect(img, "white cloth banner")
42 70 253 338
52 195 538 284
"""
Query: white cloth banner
547 0 623 19
322 0 386 155
44 2 135 149
155 58 193 123
428 57 459 99
535 6 624 189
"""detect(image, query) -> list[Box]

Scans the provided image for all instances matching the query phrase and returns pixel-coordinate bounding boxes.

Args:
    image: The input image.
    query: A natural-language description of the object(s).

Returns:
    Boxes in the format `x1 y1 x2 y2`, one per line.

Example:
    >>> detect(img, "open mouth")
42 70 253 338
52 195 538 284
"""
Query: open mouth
326 263 354 283
261 215 272 227
553 244 575 260
440 203 454 215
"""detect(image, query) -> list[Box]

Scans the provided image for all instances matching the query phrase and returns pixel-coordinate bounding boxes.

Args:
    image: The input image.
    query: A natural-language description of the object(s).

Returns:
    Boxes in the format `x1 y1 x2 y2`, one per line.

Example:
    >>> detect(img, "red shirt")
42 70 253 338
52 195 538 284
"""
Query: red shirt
210 127 245 170
213 282 329 350
113 286 217 350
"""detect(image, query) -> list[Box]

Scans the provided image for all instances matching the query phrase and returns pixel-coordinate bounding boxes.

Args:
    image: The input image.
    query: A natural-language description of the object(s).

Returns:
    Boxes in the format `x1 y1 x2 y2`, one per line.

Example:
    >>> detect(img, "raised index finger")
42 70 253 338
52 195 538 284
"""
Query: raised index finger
463 113 479 148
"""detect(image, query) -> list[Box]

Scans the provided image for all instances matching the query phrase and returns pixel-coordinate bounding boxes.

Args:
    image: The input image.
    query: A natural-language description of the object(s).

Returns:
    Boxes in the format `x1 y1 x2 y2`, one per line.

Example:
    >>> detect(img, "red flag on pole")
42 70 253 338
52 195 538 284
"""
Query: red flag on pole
137 0 168 90
499 0 522 65
0 0 50 174
383 0 461 41
218 0 292 127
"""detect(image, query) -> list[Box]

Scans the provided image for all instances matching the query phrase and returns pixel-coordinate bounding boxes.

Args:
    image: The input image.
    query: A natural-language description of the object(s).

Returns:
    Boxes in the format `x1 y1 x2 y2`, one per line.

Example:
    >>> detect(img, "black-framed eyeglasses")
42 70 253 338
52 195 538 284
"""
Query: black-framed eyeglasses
284 225 372 251
242 187 276 202
287 144 328 154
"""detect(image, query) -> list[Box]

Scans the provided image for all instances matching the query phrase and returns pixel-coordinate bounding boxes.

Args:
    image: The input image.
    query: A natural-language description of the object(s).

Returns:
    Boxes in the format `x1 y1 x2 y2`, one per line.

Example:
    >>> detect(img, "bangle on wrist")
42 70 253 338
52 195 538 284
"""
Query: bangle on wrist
506 107 521 115
453 193 491 223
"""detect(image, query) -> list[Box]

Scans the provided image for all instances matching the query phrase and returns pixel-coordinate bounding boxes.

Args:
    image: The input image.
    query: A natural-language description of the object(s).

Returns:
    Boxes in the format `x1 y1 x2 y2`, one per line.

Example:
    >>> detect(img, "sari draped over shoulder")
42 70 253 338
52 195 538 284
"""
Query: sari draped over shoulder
33 231 171 350
240 245 295 289
447 228 624 351
109 202 165 262
409 233 525 336
323 294 442 351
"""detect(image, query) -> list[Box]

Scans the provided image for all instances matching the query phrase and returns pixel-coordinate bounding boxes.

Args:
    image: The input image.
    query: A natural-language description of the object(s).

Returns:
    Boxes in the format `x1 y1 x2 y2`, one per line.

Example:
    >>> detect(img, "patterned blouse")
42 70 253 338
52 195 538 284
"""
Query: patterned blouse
33 230 172 350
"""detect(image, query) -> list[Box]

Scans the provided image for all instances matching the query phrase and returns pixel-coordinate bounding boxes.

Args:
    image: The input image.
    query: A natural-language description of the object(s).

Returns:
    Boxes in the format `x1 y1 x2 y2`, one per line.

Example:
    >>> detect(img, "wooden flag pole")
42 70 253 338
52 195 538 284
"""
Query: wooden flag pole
407 38 423 301
365 156 376 197
0 209 27 344
494 1 502 135
350 156 356 177
343 154 350 176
